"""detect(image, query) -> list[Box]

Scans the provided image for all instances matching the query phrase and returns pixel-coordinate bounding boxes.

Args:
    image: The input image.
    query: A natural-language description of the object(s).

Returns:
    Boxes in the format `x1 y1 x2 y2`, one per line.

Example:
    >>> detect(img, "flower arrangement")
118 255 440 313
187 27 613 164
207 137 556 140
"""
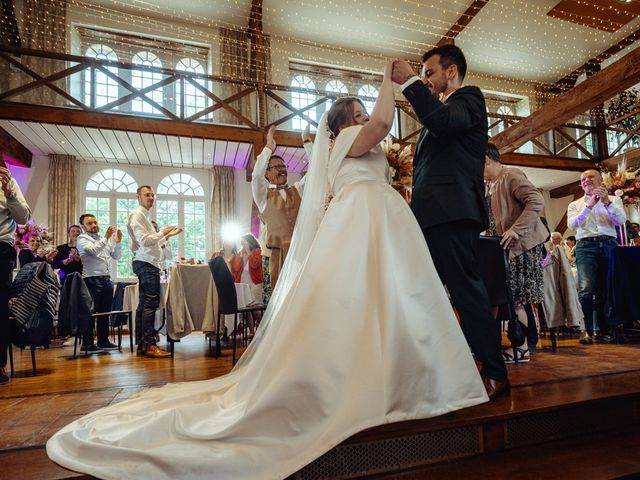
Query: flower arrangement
381 136 413 203
600 158 640 206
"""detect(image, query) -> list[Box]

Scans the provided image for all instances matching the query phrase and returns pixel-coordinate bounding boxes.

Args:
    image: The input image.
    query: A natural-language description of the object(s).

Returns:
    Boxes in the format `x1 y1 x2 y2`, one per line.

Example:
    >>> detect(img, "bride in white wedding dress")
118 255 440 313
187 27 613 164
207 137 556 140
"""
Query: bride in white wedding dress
46 61 488 480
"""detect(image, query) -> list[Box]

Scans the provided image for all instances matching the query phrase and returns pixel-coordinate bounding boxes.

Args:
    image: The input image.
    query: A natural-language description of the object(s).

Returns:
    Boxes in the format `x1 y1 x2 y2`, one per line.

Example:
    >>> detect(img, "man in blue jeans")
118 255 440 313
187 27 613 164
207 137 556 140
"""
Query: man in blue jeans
127 185 182 358
567 170 626 344
77 213 122 352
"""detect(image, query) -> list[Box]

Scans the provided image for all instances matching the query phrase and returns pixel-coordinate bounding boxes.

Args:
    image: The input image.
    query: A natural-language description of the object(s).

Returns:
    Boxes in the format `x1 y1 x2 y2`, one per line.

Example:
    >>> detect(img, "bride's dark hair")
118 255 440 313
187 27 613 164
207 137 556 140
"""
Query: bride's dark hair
327 97 366 139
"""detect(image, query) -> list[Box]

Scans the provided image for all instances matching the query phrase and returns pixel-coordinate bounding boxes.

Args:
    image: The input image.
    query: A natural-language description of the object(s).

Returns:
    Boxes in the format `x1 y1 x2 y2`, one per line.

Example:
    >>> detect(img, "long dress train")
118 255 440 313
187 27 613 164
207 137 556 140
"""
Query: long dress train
46 124 488 480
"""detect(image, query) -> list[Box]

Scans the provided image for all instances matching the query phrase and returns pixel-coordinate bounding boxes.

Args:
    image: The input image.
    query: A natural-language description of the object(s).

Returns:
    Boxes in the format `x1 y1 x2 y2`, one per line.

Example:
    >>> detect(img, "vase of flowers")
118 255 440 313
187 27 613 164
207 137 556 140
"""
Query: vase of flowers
601 158 640 243
381 136 413 204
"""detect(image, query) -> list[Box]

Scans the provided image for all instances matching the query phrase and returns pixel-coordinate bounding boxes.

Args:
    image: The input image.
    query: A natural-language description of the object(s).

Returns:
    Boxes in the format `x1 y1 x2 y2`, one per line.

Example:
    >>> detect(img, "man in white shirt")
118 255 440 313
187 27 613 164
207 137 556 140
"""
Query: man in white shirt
251 126 310 290
128 185 182 358
567 169 626 344
0 164 31 385
77 213 122 353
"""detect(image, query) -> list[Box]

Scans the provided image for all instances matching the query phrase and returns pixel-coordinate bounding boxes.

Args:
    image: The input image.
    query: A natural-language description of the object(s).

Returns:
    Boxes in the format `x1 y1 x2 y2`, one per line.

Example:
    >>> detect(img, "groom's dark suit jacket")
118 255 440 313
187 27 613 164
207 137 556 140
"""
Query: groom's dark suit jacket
403 81 508 383
404 82 488 230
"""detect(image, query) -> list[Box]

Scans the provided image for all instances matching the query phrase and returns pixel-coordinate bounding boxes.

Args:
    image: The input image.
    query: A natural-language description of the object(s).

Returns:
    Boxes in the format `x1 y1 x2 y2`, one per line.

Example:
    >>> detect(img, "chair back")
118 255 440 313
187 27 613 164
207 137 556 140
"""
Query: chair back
477 236 513 307
208 256 238 315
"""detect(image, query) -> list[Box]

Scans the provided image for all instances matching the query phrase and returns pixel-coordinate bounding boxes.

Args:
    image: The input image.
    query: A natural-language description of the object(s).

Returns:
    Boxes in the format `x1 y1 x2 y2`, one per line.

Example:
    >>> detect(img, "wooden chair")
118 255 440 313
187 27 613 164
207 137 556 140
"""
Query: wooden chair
208 257 266 365
8 342 37 377
72 310 133 358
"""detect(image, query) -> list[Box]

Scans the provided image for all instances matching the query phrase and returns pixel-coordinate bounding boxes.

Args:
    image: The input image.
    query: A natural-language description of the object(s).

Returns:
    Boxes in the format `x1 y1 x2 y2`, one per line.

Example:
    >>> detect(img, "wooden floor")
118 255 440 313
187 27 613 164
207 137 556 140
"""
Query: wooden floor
1 331 640 479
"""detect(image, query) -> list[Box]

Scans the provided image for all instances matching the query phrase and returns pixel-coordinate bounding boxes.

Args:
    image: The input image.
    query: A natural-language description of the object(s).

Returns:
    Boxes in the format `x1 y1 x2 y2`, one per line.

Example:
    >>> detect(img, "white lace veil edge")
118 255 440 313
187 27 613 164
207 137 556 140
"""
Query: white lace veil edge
233 113 332 370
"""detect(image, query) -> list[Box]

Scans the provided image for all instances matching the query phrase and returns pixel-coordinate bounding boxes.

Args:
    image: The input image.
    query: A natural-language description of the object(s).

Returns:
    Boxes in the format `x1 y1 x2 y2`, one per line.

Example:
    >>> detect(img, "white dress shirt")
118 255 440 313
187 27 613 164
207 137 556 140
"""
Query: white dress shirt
127 206 166 269
77 232 121 278
0 178 31 246
567 195 627 240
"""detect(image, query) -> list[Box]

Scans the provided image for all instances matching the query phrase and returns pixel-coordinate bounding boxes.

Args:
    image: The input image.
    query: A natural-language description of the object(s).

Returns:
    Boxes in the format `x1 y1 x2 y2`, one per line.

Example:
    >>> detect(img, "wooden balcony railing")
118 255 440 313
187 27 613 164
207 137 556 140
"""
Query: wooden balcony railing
2 46 633 163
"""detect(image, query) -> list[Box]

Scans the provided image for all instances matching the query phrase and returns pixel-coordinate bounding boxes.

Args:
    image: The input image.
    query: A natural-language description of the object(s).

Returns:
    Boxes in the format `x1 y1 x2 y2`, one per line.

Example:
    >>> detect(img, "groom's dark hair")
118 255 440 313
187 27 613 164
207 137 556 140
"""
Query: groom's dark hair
422 44 467 81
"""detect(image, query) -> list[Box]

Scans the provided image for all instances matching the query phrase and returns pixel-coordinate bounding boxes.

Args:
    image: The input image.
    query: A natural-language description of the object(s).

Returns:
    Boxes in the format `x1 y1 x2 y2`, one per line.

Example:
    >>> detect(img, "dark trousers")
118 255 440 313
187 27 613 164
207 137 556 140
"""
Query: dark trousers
0 242 16 369
575 236 617 335
423 221 508 382
83 276 114 346
132 260 160 346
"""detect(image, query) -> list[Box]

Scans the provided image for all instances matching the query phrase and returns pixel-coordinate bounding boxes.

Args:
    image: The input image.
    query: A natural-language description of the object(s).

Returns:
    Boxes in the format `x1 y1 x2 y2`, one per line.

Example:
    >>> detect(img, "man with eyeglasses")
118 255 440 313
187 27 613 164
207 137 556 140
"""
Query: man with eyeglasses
251 126 311 289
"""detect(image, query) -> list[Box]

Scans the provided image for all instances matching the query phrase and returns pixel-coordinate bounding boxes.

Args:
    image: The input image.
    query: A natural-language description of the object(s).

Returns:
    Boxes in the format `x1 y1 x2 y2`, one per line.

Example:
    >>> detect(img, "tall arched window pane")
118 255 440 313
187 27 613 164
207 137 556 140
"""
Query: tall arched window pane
496 105 514 133
85 169 138 278
156 173 206 262
358 84 378 117
132 51 163 114
85 44 118 108
176 58 206 119
325 80 348 110
291 75 316 130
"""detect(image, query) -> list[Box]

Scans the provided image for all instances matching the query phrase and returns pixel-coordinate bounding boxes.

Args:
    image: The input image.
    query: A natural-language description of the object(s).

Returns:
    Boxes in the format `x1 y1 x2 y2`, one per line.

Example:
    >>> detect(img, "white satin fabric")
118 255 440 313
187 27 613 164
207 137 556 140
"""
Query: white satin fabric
46 126 488 480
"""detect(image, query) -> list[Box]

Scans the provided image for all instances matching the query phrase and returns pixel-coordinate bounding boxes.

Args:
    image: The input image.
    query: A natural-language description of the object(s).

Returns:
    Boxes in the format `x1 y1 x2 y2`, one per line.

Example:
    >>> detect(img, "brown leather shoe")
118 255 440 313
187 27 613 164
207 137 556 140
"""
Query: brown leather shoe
144 345 171 358
482 376 511 400
136 344 146 356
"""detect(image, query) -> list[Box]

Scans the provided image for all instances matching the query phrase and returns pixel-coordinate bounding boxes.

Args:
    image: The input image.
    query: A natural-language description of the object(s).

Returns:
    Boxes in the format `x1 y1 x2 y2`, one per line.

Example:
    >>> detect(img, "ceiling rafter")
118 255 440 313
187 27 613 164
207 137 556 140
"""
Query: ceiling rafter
437 0 489 47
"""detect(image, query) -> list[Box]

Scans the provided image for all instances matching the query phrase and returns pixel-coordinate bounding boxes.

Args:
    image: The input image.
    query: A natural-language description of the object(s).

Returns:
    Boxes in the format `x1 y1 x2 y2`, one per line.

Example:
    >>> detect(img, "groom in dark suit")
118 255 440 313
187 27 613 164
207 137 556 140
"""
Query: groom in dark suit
392 45 509 399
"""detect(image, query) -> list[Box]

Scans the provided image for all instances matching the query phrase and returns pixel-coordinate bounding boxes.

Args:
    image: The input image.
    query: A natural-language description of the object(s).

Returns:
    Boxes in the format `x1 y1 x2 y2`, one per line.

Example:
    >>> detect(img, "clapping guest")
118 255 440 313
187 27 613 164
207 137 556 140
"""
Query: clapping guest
77 214 122 353
18 233 57 267
52 224 83 285
484 143 548 362
546 232 573 262
212 238 238 273
230 233 264 335
1 165 31 386
567 169 626 343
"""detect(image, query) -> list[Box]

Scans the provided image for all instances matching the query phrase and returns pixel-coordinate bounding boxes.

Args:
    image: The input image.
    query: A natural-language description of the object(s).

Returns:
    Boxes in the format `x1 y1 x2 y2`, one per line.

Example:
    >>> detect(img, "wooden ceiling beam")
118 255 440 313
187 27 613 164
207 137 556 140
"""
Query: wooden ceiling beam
491 47 640 155
0 102 262 144
0 126 32 168
549 181 583 199
437 0 489 47
500 152 595 171
551 26 640 92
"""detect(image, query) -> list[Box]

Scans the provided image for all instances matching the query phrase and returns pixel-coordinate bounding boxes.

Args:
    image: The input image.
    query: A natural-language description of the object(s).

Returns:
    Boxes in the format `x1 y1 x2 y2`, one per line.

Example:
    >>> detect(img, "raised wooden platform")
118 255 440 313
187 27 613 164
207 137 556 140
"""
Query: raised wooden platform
1 333 640 479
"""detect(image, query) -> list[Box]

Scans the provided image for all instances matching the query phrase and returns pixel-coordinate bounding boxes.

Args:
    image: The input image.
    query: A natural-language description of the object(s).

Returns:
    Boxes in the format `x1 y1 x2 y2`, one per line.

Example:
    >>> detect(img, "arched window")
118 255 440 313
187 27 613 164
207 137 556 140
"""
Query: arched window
85 44 119 108
156 173 206 262
132 51 163 114
358 84 378 117
325 80 348 110
496 105 514 133
291 75 316 130
85 169 138 278
176 58 206 119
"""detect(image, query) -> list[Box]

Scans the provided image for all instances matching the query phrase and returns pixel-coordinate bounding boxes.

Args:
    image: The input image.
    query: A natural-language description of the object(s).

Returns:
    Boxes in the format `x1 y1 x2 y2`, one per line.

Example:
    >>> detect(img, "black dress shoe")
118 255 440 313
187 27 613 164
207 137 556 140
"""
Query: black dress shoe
482 376 511 400
595 334 614 344
97 341 118 350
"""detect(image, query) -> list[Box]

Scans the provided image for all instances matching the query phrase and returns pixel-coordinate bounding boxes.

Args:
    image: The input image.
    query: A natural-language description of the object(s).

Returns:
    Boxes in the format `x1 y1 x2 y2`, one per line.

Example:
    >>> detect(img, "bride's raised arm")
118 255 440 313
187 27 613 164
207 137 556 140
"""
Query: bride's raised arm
348 60 395 157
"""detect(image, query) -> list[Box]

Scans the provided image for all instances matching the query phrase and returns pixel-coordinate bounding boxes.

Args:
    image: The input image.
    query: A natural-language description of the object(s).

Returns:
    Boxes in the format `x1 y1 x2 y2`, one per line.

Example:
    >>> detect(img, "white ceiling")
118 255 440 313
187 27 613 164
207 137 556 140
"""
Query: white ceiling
81 0 640 82
517 166 581 190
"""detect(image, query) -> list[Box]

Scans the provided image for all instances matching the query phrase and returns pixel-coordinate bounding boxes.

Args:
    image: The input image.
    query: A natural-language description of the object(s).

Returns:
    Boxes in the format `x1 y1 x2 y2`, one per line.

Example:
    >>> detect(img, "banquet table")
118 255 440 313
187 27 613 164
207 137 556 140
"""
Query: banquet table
165 263 254 340
607 246 640 326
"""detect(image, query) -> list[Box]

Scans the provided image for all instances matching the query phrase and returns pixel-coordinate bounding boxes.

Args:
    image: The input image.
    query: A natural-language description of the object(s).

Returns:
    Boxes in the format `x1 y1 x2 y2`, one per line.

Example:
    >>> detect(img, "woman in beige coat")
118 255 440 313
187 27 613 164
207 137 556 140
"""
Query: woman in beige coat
484 143 549 362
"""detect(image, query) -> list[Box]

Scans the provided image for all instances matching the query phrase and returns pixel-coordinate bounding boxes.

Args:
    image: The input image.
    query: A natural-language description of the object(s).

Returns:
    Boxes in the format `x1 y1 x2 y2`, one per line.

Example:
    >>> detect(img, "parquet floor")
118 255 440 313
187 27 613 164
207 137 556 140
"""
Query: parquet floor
0 331 639 479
